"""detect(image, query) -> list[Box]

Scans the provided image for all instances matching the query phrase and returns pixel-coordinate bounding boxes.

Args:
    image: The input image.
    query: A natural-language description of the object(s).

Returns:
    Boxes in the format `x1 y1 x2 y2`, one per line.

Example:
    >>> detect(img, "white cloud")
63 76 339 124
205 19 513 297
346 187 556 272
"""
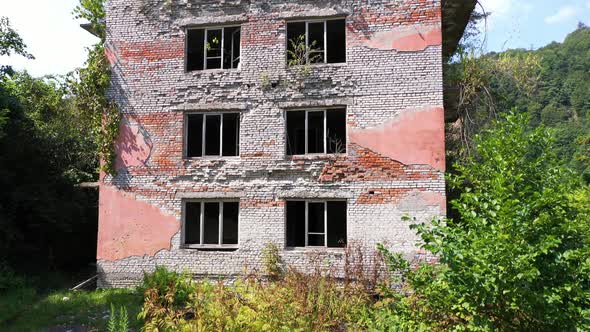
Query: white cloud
544 5 578 24
482 0 513 14
477 0 532 31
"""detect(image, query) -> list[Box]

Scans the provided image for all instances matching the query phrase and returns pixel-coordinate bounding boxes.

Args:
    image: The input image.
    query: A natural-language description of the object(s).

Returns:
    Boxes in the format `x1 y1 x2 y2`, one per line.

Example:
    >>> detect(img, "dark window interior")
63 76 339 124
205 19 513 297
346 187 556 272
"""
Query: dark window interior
204 115 221 156
307 111 325 153
286 111 306 155
187 114 203 157
223 27 241 69
327 109 347 153
286 201 306 247
286 201 347 248
187 113 239 158
186 27 240 71
206 29 222 69
184 201 239 246
327 201 347 247
222 113 240 156
186 29 204 71
203 202 220 244
327 20 346 63
184 202 201 244
222 202 239 244
308 22 325 64
308 202 325 246
286 19 345 65
286 109 346 155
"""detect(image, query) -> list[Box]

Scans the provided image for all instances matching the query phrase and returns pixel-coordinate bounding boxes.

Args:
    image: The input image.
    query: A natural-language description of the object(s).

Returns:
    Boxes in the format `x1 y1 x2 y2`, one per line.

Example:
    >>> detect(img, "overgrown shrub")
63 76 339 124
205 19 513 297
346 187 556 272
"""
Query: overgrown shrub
378 113 590 331
137 262 376 331
137 266 195 331
262 242 284 280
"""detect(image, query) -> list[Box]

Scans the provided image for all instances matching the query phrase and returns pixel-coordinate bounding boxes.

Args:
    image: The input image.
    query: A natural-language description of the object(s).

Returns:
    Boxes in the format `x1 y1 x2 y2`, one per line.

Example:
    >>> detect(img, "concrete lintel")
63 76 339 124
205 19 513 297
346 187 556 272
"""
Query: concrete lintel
280 9 349 20
179 192 244 199
179 15 248 28
173 102 248 112
279 191 353 199
278 98 353 109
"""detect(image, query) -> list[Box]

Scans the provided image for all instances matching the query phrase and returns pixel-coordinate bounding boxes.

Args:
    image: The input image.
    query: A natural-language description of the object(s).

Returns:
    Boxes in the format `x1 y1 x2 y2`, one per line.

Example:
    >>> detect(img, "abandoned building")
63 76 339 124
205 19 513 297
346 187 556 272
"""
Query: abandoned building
95 0 475 287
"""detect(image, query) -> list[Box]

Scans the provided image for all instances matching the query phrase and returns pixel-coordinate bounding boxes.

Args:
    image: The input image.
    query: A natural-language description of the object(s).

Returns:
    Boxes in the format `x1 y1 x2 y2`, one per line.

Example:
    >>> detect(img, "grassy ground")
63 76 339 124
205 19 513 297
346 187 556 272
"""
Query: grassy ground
1 287 142 331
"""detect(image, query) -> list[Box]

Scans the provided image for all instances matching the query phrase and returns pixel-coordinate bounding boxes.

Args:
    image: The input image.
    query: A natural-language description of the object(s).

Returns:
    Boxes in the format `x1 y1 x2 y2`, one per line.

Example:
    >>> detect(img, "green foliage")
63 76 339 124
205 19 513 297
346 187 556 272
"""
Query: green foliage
0 70 98 269
73 0 106 40
0 17 34 60
138 266 373 331
262 242 285 280
3 288 142 331
137 266 196 330
108 303 130 332
286 35 322 89
69 43 120 175
379 113 590 330
446 26 590 175
70 0 120 175
0 15 97 270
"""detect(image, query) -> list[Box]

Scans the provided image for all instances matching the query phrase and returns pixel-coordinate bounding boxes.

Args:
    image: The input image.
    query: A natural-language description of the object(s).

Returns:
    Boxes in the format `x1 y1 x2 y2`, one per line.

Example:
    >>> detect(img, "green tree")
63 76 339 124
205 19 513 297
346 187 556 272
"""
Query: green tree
380 113 590 330
0 21 97 271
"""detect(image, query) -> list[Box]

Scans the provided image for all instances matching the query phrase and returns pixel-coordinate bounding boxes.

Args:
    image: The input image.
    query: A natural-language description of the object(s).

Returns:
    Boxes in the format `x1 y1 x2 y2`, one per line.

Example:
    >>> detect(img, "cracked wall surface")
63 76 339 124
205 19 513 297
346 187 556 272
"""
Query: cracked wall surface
98 0 445 287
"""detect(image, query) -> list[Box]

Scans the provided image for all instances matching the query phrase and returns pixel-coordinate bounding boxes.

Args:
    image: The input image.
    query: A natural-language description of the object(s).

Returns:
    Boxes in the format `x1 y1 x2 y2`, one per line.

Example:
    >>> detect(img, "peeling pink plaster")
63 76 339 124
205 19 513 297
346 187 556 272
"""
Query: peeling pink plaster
349 106 446 171
416 191 446 213
364 25 442 51
97 186 179 261
115 120 153 170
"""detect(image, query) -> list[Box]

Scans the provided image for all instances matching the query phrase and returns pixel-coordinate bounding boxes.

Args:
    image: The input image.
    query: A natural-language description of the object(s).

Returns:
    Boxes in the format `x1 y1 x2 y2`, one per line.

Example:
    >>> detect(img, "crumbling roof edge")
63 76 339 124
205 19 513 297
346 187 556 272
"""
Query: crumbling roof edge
442 0 478 58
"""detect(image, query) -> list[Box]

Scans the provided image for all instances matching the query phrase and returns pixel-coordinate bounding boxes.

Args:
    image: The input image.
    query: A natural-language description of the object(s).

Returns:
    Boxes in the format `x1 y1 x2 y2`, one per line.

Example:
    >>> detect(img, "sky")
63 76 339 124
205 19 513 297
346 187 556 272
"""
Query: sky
0 0 99 77
1 0 589 77
478 0 590 51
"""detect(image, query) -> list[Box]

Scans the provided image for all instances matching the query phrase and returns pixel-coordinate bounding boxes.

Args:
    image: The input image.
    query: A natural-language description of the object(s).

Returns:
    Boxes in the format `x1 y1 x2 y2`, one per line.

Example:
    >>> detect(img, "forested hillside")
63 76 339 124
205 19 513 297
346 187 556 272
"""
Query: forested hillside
490 25 590 176
445 24 590 181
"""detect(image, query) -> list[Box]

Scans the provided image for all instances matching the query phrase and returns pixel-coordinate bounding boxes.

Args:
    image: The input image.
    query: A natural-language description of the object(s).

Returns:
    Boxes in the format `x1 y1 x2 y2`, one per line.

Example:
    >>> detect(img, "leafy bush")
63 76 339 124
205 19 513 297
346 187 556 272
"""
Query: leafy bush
378 113 590 330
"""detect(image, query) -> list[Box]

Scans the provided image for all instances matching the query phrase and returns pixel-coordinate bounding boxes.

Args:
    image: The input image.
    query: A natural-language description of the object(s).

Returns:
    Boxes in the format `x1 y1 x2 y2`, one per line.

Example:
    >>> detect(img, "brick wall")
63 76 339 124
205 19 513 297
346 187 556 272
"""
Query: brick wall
97 0 445 288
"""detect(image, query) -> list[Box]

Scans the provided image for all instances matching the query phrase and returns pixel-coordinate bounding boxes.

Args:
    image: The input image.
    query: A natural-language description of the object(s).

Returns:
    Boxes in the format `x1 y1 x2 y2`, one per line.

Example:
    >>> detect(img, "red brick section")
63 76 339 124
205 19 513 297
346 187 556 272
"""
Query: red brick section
319 144 438 183
357 188 424 204
116 39 184 62
242 14 284 47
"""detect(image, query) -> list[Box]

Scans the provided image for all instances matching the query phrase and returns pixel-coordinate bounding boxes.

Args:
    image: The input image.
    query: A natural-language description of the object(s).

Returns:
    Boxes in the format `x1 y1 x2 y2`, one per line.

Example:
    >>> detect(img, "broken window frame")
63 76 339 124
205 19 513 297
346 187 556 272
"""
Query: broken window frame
184 112 241 158
285 200 347 248
185 25 241 71
286 18 346 66
285 108 347 156
182 200 240 248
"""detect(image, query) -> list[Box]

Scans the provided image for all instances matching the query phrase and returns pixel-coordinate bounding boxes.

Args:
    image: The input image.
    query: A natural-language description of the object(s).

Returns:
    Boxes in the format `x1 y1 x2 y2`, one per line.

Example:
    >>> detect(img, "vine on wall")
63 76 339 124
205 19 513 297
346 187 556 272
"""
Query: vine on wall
71 0 120 175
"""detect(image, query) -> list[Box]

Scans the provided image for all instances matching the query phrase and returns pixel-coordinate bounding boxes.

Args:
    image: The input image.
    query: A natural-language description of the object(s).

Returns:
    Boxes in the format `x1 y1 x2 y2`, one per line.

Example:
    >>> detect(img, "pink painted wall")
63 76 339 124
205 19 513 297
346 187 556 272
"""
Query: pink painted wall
97 185 179 261
364 25 442 51
349 106 446 171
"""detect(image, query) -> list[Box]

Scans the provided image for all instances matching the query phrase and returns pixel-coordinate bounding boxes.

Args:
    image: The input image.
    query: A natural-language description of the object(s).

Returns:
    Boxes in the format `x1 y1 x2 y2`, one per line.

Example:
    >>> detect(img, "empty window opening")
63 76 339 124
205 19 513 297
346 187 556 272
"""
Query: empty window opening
184 201 239 246
286 200 347 248
186 113 240 158
286 108 346 155
186 26 241 71
287 19 345 65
